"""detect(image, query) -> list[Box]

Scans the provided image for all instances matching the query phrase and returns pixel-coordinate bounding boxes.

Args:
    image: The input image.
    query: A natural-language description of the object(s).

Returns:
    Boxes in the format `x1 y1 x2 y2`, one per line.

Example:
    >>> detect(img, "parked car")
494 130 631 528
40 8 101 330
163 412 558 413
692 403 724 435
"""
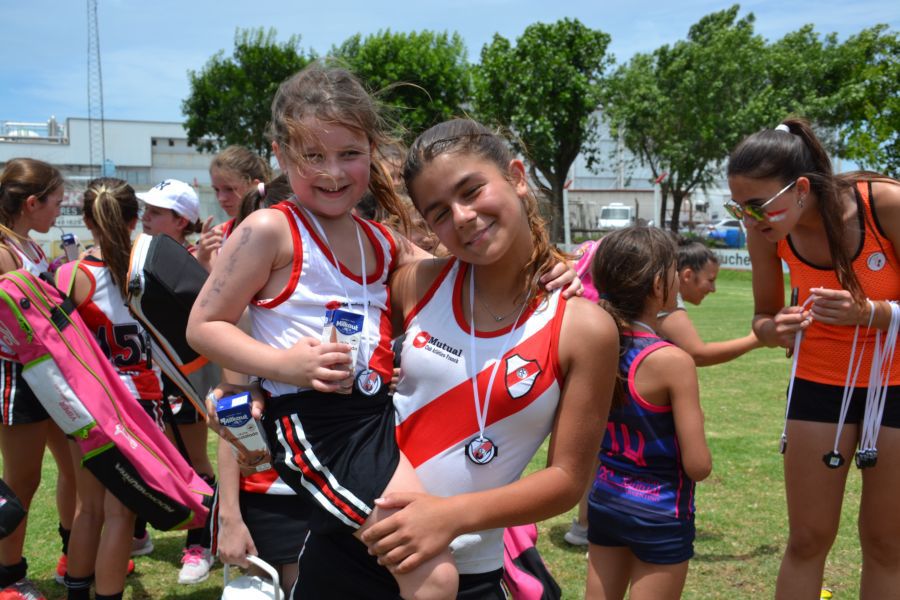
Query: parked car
700 219 745 248
596 203 634 230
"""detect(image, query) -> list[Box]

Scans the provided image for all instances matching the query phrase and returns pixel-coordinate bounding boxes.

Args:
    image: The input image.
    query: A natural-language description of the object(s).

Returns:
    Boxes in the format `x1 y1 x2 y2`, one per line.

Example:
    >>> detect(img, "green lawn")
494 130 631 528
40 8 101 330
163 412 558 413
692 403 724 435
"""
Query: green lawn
5 270 865 598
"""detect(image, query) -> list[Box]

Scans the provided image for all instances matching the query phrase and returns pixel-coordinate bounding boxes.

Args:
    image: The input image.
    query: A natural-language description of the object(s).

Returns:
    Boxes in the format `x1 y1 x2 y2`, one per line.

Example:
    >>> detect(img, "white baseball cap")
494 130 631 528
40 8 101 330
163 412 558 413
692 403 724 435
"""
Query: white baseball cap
137 179 200 222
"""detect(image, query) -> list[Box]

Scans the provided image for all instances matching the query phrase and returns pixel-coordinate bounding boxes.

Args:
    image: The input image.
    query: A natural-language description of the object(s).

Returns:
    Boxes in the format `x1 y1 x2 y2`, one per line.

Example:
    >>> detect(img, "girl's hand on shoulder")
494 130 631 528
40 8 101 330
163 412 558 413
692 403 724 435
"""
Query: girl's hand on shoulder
772 305 812 348
540 260 583 298
278 337 354 392
809 287 870 327
361 493 457 573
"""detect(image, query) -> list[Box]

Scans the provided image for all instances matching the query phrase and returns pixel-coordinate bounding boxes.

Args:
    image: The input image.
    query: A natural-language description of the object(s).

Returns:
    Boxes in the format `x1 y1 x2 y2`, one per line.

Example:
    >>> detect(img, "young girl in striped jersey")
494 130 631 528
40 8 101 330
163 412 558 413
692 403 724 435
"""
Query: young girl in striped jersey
56 178 160 600
585 226 711 600
0 158 72 600
187 63 459 600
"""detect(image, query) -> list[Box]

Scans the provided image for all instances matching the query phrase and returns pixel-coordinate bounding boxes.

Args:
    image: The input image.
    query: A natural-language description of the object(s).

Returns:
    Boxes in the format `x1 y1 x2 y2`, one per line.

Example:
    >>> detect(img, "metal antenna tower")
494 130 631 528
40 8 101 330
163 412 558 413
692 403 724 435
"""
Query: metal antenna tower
86 0 106 177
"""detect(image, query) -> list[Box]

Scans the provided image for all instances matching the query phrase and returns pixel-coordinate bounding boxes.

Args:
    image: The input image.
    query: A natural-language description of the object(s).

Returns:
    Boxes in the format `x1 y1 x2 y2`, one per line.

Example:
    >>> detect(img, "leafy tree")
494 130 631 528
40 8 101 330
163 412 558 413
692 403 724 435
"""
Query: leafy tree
182 28 314 158
332 30 471 142
473 18 613 241
603 6 770 230
829 26 899 174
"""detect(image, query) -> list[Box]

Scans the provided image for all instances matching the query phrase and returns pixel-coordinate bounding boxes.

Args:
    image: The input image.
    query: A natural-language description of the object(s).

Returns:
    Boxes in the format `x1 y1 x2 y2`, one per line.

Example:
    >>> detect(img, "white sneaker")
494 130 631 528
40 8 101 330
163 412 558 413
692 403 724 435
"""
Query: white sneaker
178 545 213 584
563 519 589 546
131 532 154 556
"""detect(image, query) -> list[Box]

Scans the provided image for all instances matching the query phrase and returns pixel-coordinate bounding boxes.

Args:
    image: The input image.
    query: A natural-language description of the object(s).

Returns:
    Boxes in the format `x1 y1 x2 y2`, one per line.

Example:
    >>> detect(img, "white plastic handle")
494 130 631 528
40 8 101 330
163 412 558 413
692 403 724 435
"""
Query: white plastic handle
223 554 282 600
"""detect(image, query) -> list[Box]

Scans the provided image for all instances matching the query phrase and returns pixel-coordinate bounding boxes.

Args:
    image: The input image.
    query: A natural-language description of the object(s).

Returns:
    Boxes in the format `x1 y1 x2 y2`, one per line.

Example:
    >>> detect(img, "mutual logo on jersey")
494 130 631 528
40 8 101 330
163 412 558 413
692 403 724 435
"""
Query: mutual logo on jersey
867 252 886 272
411 330 462 363
505 354 541 399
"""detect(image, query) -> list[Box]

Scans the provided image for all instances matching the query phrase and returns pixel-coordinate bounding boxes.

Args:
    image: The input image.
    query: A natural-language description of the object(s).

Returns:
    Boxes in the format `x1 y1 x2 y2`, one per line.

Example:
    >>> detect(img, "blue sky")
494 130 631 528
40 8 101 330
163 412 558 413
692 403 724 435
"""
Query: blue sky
2 0 898 125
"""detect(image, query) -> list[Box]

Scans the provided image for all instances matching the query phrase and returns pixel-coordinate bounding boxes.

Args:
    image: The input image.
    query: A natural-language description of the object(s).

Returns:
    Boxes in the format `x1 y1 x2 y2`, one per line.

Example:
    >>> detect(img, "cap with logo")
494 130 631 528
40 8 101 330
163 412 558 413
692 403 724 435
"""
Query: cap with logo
137 179 200 222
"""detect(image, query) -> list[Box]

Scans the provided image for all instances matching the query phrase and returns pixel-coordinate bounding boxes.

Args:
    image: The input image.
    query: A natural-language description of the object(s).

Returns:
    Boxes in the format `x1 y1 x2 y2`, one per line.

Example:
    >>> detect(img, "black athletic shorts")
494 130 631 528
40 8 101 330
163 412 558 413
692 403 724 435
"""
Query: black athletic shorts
0 359 48 425
787 378 900 428
137 398 166 433
163 376 203 425
238 491 311 565
261 387 399 534
295 531 506 599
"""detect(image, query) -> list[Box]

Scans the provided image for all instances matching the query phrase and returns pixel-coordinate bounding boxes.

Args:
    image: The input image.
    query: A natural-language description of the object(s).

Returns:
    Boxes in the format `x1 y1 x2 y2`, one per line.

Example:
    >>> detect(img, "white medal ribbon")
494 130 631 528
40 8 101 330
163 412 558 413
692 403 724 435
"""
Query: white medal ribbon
467 265 529 450
859 301 899 458
301 207 371 376
781 296 815 452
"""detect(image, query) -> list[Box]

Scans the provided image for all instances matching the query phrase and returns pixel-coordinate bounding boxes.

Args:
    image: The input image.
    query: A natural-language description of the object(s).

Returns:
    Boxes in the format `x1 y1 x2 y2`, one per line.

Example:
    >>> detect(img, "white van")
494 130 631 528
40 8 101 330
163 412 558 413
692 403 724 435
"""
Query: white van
597 203 633 230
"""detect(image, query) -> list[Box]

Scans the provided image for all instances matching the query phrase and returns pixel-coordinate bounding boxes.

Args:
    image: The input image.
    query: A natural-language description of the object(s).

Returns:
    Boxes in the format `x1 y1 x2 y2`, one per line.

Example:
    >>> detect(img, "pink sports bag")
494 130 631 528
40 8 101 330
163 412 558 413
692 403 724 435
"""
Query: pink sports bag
574 239 601 302
502 524 561 600
0 270 211 530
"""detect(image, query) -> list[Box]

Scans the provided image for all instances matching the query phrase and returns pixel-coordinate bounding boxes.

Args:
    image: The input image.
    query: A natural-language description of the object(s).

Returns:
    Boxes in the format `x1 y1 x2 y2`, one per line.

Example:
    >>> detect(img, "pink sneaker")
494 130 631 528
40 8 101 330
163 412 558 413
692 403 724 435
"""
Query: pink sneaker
178 545 213 584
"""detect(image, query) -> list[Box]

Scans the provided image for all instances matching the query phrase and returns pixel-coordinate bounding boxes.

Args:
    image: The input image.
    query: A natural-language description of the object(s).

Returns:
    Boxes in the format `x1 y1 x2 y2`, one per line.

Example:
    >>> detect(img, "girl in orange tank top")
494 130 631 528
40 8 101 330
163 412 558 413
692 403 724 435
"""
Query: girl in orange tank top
728 117 900 599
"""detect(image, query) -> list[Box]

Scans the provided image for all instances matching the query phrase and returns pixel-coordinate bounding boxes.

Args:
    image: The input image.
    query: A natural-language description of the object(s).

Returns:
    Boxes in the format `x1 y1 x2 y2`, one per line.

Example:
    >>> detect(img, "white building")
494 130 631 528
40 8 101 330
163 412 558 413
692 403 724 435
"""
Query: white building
0 117 227 256
563 120 731 236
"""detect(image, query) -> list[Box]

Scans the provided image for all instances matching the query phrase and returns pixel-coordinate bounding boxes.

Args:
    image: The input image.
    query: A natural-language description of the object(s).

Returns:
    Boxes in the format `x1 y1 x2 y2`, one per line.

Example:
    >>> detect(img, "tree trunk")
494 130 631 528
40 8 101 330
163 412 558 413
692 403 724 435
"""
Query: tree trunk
659 191 669 229
669 191 686 233
548 185 565 244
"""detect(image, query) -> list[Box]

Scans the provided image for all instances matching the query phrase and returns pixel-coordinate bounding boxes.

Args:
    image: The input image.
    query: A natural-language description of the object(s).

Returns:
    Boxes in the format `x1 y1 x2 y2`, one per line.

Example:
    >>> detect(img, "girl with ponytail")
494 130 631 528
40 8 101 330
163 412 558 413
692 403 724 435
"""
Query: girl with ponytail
583 226 711 599
728 118 900 597
0 158 74 599
55 178 163 600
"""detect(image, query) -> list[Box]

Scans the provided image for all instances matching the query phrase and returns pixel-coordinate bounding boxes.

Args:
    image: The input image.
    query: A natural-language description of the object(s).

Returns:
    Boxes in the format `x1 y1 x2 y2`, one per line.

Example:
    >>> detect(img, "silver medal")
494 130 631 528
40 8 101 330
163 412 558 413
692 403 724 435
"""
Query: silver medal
355 369 383 396
466 436 498 465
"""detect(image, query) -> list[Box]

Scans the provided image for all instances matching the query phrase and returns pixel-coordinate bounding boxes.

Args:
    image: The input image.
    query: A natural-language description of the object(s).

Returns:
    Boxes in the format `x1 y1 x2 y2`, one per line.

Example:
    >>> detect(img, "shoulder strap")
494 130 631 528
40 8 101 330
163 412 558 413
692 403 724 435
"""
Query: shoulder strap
61 260 83 298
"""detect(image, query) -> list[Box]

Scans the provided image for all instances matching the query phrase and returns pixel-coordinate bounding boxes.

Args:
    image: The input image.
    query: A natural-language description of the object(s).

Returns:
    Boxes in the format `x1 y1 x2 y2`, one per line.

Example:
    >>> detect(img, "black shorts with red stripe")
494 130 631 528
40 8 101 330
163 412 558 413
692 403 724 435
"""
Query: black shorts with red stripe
261 387 399 534
0 359 48 426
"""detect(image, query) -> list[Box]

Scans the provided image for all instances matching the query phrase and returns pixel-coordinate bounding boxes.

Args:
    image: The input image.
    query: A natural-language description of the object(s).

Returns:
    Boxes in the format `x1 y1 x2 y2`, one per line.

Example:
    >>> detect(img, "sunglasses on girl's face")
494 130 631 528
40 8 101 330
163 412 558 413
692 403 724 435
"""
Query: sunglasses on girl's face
725 180 797 222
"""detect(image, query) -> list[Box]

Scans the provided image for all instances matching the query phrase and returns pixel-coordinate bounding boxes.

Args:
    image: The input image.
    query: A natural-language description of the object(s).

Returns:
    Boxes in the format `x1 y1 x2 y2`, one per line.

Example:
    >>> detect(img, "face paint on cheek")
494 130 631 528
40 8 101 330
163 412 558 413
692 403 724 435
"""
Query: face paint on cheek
766 208 789 222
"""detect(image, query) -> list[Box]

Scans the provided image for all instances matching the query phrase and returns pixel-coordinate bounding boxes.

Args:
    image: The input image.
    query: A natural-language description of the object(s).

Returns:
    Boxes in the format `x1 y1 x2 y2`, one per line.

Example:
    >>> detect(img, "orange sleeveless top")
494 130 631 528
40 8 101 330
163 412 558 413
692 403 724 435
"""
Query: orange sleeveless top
777 181 900 386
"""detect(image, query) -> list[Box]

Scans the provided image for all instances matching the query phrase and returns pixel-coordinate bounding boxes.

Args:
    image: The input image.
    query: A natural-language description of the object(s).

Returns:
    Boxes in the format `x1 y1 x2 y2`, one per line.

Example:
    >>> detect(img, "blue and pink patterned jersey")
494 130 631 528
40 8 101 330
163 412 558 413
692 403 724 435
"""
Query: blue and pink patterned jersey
590 331 695 521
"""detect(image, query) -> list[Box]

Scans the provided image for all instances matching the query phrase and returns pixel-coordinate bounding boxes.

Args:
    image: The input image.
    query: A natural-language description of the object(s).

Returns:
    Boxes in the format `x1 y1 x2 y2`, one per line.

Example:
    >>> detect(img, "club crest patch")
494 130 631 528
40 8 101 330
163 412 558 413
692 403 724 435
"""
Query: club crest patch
505 354 541 399
867 252 886 272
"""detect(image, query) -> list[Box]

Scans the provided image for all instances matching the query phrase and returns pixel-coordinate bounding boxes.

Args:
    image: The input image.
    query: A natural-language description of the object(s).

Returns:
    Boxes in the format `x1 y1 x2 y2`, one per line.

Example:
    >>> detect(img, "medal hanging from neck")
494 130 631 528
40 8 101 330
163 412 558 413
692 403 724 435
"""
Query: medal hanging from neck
304 208 382 396
466 265 529 465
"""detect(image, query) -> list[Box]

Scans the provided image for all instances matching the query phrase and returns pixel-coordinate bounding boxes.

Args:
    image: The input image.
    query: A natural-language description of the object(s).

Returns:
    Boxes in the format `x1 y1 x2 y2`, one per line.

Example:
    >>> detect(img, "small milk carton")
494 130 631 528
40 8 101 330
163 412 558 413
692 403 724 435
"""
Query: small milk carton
216 392 271 472
322 308 364 393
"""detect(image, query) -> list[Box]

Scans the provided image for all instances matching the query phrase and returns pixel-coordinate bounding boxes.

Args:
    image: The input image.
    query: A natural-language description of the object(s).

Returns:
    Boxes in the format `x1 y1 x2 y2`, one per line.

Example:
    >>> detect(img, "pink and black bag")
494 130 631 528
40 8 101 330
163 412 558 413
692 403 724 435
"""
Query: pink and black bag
502 524 561 600
0 270 211 530
0 477 26 540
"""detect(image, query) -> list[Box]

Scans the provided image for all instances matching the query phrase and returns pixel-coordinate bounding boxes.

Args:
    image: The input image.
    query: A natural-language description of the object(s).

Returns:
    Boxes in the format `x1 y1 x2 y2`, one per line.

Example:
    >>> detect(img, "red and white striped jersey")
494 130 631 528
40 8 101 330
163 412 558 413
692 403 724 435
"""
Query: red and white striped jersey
58 256 162 401
248 202 397 397
1 237 48 276
394 258 566 574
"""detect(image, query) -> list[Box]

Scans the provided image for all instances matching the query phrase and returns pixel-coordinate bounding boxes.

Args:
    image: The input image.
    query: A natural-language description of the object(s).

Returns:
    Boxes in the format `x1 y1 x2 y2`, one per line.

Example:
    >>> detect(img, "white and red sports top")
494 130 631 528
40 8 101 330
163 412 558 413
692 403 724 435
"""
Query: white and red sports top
0 237 49 360
248 202 397 398
59 257 163 401
394 258 566 574
1 237 48 276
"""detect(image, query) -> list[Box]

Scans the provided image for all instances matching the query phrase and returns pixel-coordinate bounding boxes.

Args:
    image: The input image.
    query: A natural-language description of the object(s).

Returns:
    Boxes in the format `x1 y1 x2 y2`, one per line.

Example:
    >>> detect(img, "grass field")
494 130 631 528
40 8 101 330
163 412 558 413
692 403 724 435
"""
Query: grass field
6 270 865 599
